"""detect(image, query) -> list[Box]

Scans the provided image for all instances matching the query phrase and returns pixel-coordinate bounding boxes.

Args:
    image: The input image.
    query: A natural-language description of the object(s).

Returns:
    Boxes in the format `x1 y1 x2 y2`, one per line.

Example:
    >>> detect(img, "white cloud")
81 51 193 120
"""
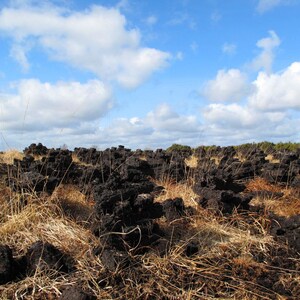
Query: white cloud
222 43 236 55
93 32 299 148
103 118 153 139
204 104 255 129
256 0 288 13
203 103 285 129
0 79 113 131
145 15 157 26
249 62 300 111
0 97 204 149
10 43 30 72
146 103 200 132
202 69 251 102
257 0 281 13
1 87 299 150
201 102 297 145
69 104 202 149
251 30 280 73
198 31 300 145
0 4 170 88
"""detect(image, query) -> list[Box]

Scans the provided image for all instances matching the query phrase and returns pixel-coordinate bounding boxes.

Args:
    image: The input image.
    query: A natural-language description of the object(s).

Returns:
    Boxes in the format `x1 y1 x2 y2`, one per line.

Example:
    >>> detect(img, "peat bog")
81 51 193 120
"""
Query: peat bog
0 143 299 299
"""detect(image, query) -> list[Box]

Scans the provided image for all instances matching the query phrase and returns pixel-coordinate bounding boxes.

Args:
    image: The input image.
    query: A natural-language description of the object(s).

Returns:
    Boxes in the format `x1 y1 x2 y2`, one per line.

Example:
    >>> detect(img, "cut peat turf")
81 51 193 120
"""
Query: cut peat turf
0 143 299 299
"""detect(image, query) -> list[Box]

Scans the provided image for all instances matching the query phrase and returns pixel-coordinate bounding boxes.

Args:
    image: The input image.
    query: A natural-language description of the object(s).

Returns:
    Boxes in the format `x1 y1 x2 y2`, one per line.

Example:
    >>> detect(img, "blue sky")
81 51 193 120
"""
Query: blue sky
0 0 300 150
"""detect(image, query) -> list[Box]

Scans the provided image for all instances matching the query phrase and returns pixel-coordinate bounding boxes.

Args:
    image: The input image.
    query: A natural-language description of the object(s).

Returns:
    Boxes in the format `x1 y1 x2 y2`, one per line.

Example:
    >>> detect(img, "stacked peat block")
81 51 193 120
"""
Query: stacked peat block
193 146 253 213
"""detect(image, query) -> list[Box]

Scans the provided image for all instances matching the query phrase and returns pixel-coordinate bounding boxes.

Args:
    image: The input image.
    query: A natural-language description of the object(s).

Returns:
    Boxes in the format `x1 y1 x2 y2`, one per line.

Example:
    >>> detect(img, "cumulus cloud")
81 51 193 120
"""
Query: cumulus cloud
146 103 200 132
93 33 299 148
104 117 153 139
203 103 285 129
0 4 170 88
249 62 300 111
0 79 113 131
202 69 251 102
0 97 204 149
199 31 300 146
201 102 296 145
256 0 288 13
91 104 203 149
251 30 280 73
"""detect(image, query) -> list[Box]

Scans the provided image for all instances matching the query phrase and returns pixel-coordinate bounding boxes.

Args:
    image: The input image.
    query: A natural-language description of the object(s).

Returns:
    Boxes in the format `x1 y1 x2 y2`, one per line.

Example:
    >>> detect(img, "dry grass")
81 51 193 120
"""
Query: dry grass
246 177 283 193
145 179 292 298
87 204 286 299
0 196 62 253
138 154 148 161
71 153 93 167
234 153 247 162
153 177 199 209
265 154 280 164
135 211 287 300
0 186 104 299
0 167 299 298
190 210 273 251
0 149 24 165
0 185 298 299
247 177 300 217
251 196 300 217
210 155 221 166
184 155 198 168
51 184 95 224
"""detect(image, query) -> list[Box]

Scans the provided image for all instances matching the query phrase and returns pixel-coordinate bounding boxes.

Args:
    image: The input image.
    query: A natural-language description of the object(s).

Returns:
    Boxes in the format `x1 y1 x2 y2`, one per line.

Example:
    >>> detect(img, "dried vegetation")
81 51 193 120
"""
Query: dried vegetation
0 147 299 300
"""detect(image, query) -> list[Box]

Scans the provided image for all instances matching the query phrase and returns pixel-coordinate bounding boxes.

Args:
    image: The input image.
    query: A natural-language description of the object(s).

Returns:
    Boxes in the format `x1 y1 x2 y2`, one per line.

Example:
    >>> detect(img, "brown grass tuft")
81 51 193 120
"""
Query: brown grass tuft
0 149 24 165
251 194 300 217
71 153 93 167
247 178 300 217
246 177 283 193
234 153 247 162
153 177 199 209
51 184 94 223
0 187 103 299
265 154 280 164
138 155 148 161
184 155 198 168
210 155 221 166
